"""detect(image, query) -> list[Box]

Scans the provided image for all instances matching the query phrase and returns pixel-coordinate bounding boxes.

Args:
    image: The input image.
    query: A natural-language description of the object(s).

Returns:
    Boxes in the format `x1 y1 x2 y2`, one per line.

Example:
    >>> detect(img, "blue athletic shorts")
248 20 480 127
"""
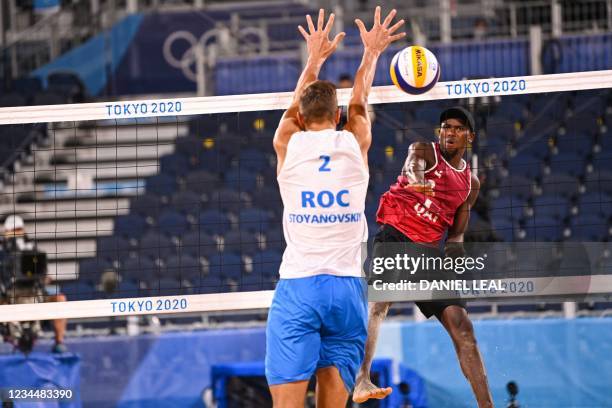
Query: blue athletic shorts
265 274 367 392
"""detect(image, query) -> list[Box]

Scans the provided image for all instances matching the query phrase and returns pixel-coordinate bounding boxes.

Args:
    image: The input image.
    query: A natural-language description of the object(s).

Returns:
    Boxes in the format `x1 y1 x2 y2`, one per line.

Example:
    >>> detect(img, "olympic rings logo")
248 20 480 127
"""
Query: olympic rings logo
163 28 269 82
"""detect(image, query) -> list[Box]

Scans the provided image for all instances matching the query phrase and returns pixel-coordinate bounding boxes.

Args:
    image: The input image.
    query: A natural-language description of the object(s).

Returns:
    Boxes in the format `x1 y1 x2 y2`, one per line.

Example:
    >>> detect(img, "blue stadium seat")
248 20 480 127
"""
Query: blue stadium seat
199 209 232 235
114 214 147 239
532 195 570 219
79 258 113 283
223 230 261 254
521 215 565 241
158 210 189 237
570 214 610 241
164 254 201 281
138 231 176 260
495 175 535 199
209 253 243 280
239 208 272 232
198 274 224 293
225 168 258 192
507 153 543 178
172 190 203 217
120 256 159 283
492 101 525 123
61 281 95 301
539 173 581 198
181 230 218 258
491 217 517 242
490 195 527 222
146 174 177 197
548 152 586 177
97 236 131 262
130 193 165 217
184 170 220 194
577 192 612 218
252 250 282 280
480 134 510 158
207 188 250 213
264 225 285 251
250 186 281 211
237 149 269 172
110 280 141 299
160 153 190 176
555 132 594 156
583 170 612 195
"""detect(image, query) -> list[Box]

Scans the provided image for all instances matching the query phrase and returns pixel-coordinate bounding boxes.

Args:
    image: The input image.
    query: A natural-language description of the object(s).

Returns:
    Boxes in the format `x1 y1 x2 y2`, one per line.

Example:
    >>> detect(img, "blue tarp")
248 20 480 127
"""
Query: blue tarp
0 353 81 408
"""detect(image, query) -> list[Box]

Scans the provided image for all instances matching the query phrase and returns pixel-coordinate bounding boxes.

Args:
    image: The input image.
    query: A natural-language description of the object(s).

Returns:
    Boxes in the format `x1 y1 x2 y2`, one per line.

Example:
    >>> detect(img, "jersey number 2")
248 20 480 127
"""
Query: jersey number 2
319 155 331 172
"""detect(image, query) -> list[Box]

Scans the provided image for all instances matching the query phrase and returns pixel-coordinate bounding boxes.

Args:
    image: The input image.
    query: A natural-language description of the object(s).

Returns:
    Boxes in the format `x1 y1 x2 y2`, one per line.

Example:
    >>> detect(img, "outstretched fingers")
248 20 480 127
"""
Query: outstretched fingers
297 25 308 40
382 9 397 28
331 31 346 49
388 18 405 34
374 6 381 26
306 14 315 34
323 12 335 34
317 8 325 31
355 18 367 34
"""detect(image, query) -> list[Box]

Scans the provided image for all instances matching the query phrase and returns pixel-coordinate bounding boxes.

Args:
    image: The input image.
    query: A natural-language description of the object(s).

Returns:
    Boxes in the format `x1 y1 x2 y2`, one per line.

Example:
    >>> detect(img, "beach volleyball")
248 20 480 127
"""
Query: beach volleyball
390 46 441 94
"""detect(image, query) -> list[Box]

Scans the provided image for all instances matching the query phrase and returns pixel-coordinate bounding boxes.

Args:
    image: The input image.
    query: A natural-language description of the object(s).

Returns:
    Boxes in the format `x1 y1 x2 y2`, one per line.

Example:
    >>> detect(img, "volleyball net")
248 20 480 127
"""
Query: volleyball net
0 69 611 322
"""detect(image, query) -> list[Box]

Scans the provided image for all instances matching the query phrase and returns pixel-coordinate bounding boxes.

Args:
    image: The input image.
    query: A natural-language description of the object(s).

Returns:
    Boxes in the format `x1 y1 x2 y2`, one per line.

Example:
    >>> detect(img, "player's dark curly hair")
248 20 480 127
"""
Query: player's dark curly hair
299 80 338 124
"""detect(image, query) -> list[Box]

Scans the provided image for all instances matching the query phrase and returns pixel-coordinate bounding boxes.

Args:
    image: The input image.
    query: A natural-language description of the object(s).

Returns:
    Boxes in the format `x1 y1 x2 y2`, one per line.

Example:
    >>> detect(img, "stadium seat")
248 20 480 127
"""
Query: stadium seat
570 214 610 240
496 175 535 199
507 153 542 178
582 170 612 195
250 185 282 211
521 215 565 241
164 254 201 281
79 258 113 283
146 174 178 197
138 231 176 260
577 192 612 218
239 208 272 232
539 173 581 198
181 230 219 258
555 132 594 156
114 214 147 239
491 217 518 242
198 274 224 294
61 281 96 302
172 190 203 217
490 195 527 222
120 256 159 283
225 168 259 192
160 153 190 176
207 188 250 213
184 170 220 194
548 152 586 177
209 253 243 280
157 210 189 237
97 235 131 262
198 209 232 235
130 193 165 218
223 230 261 254
264 225 285 251
532 194 570 220
12 77 43 98
237 149 269 172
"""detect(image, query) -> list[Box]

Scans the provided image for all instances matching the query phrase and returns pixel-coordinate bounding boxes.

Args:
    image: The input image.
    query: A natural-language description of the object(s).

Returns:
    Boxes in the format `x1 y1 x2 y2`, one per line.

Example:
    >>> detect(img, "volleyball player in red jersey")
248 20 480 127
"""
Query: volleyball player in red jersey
353 107 494 407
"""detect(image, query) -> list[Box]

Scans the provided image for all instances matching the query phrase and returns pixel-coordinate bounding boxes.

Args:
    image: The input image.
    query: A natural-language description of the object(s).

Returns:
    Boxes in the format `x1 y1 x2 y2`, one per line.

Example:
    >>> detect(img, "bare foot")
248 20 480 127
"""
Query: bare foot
352 377 393 403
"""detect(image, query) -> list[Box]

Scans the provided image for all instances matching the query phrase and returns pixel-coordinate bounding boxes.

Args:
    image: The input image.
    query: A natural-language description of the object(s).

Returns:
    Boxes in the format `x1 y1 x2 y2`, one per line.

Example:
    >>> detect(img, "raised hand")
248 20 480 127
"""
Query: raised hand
298 9 345 63
355 6 406 56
